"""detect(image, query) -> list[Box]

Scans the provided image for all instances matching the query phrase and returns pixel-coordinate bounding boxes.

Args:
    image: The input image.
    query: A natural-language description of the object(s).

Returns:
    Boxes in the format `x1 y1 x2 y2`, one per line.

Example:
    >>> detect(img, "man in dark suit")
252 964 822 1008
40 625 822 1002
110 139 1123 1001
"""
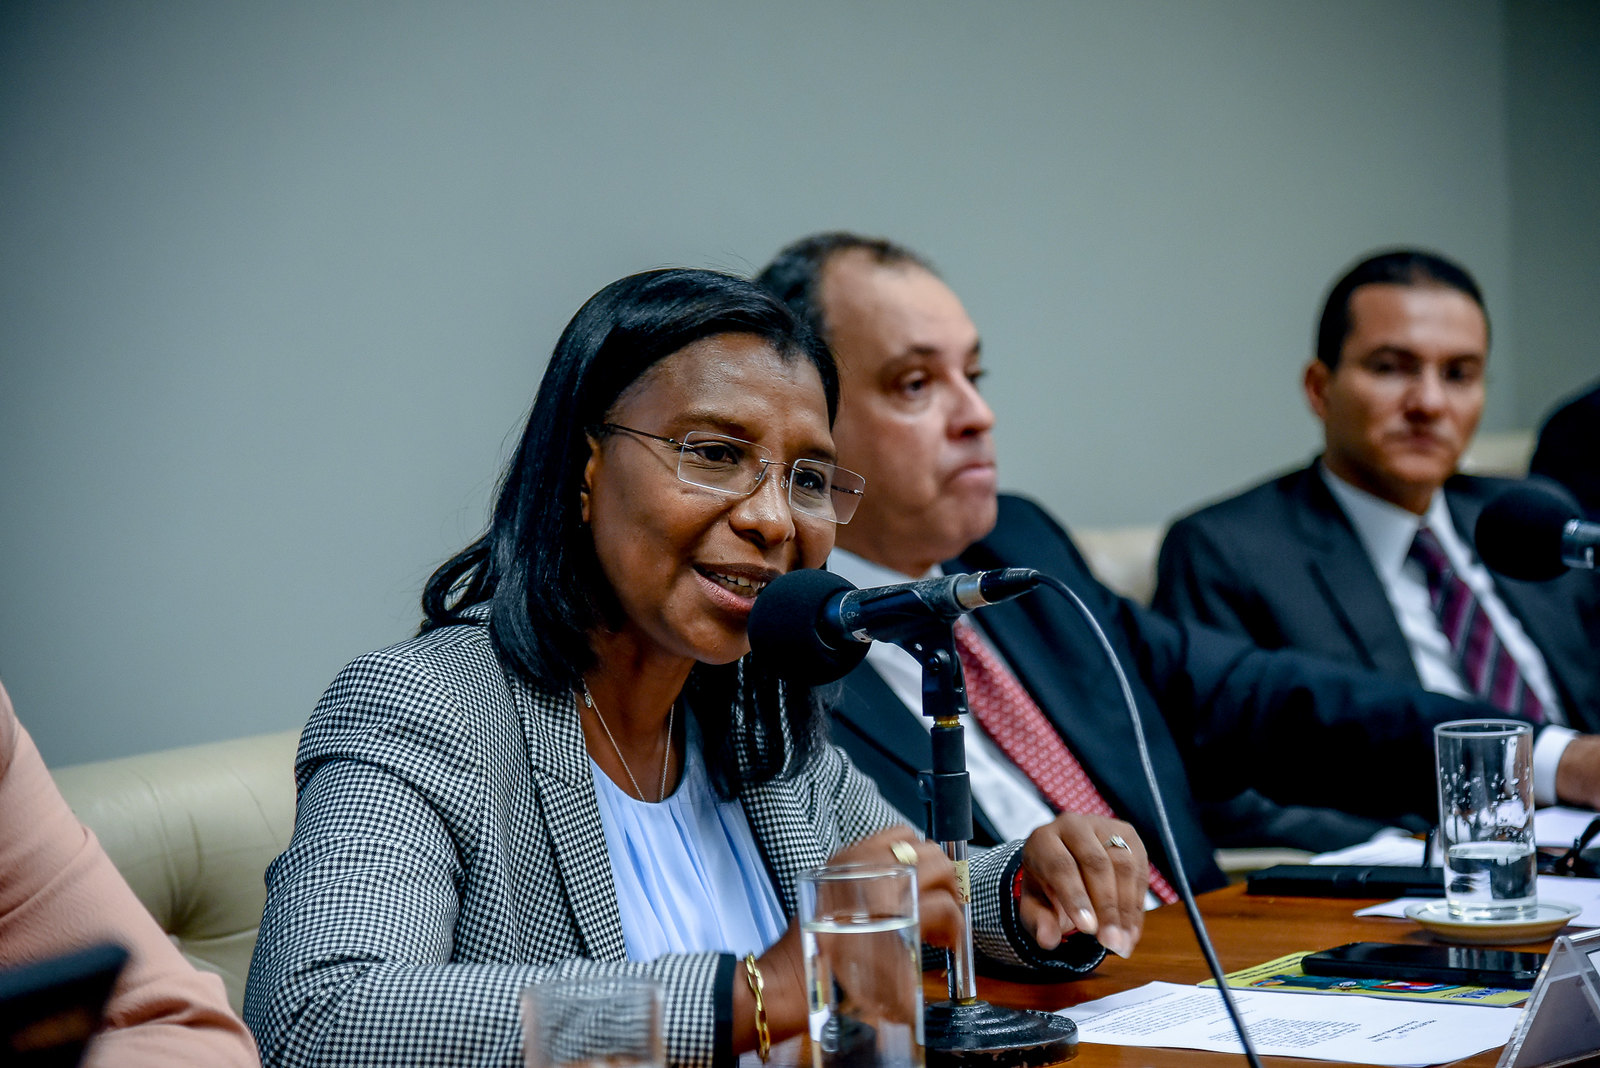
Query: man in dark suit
1156 249 1600 846
1530 380 1600 520
756 234 1600 899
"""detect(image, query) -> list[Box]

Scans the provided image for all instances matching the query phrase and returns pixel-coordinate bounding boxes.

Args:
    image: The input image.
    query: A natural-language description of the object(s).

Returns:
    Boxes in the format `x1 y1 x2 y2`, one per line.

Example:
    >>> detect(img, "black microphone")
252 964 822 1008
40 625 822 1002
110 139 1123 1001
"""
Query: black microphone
1475 481 1599 581
747 567 1042 685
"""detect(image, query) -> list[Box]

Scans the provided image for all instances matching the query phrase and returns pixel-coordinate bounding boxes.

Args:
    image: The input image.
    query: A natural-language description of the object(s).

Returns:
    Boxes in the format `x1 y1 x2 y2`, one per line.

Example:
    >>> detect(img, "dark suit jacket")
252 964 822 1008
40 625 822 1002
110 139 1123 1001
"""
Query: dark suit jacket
826 495 1504 892
1155 463 1600 731
1531 382 1600 521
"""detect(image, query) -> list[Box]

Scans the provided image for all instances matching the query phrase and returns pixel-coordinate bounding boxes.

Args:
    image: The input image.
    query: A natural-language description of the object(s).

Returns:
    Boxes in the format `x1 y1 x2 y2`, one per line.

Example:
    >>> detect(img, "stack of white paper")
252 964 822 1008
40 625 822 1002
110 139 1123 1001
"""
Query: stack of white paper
1057 981 1520 1066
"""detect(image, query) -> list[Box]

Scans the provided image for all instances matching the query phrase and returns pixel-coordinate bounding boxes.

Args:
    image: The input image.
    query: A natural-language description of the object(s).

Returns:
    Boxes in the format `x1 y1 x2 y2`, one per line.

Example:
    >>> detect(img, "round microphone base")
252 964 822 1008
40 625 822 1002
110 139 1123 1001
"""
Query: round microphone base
925 999 1078 1067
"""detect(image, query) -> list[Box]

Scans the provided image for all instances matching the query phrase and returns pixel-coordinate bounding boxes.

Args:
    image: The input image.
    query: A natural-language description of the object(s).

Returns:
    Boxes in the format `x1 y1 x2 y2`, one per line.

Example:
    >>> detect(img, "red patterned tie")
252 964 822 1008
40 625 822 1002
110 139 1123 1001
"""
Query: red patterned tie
952 621 1178 904
1409 526 1544 721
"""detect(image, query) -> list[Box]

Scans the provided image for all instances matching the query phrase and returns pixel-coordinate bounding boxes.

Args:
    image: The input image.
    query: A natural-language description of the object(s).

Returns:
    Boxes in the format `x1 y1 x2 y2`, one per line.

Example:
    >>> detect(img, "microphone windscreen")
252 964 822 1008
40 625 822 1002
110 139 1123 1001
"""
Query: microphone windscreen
1475 481 1579 581
748 569 870 685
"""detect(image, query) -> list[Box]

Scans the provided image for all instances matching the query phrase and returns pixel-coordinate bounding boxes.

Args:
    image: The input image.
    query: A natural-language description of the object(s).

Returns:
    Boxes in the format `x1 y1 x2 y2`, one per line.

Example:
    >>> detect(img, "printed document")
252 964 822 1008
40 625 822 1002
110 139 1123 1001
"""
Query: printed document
1057 981 1518 1066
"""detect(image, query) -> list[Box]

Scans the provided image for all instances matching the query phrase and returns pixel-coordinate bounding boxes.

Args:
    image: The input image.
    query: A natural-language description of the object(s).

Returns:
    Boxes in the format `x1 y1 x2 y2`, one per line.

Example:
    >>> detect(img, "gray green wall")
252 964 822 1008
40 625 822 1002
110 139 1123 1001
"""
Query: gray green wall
2 1 1594 763
1506 0 1600 426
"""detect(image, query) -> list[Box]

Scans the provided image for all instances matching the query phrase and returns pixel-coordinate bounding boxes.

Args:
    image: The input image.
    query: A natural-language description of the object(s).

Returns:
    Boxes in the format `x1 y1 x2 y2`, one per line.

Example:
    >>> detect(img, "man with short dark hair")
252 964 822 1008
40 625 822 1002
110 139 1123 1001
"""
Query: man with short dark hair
1156 249 1600 846
756 234 1600 887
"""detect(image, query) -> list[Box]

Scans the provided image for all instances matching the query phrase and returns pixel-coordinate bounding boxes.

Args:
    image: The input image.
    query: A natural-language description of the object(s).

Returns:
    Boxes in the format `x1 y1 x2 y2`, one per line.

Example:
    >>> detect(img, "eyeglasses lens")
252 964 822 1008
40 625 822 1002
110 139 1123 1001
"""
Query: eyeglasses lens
676 433 864 525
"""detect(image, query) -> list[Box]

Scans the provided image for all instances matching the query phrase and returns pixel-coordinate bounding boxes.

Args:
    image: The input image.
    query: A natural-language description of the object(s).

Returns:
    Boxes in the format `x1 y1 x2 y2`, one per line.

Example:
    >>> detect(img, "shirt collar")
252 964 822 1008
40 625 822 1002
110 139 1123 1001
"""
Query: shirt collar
826 548 941 590
1318 462 1449 580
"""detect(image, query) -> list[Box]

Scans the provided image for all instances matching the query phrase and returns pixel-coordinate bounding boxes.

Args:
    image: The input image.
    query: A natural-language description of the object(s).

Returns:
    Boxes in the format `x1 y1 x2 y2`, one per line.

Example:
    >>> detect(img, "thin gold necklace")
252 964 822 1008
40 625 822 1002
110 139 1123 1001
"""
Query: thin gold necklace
580 682 674 803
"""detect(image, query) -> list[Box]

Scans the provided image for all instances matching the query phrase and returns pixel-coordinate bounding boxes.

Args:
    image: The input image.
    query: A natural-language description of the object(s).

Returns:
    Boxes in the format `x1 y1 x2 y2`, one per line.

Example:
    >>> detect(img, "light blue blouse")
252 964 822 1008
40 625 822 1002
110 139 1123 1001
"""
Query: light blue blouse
590 719 789 960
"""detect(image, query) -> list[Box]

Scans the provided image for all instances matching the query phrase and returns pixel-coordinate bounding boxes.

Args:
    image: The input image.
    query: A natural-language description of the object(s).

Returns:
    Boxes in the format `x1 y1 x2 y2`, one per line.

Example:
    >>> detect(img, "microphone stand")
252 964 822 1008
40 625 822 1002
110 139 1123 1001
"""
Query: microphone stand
891 621 1079 1068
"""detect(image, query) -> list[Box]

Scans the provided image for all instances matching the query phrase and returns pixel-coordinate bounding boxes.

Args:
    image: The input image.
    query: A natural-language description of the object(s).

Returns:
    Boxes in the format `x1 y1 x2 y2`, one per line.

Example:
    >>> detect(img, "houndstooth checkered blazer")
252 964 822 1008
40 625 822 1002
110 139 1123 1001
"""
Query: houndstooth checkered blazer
243 614 1102 1068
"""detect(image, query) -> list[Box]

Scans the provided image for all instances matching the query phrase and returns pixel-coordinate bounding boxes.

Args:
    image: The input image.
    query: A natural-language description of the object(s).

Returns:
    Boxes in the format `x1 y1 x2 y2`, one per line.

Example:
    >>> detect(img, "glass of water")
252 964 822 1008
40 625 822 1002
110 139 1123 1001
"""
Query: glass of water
522 976 664 1068
1435 719 1536 920
798 863 924 1068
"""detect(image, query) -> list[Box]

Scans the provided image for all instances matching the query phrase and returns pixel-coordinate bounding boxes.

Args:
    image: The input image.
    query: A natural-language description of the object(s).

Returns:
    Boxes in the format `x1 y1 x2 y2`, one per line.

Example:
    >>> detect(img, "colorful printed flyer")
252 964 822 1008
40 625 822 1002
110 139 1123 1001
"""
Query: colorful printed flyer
1200 951 1529 1007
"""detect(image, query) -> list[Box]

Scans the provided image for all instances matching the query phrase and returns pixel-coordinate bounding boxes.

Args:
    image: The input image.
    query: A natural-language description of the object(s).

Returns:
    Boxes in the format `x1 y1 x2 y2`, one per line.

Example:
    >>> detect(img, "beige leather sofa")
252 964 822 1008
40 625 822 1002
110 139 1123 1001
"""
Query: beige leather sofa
52 729 300 1012
1073 524 1165 606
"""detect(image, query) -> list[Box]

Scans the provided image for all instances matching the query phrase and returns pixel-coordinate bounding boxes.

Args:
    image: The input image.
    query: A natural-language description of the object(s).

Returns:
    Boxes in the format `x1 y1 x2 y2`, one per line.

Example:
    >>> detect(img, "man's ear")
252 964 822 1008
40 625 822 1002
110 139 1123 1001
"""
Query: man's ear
1303 358 1333 423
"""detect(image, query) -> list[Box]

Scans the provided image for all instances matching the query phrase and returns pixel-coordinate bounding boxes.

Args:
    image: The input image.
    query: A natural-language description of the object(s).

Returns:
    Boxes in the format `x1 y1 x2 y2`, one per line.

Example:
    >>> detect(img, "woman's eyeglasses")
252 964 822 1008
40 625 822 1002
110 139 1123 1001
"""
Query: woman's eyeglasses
594 424 866 525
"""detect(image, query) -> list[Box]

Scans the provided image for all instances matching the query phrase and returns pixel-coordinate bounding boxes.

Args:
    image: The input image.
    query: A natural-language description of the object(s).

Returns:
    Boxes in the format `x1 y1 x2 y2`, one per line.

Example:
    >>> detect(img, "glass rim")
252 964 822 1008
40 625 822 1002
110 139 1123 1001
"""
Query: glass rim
1433 718 1534 739
796 861 916 884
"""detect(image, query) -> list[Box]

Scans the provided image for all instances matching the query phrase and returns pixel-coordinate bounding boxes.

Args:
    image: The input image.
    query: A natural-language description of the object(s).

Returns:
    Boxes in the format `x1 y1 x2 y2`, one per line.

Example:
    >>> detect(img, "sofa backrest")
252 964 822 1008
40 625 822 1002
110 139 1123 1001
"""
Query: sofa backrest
1460 429 1534 477
1072 523 1165 605
51 729 299 1012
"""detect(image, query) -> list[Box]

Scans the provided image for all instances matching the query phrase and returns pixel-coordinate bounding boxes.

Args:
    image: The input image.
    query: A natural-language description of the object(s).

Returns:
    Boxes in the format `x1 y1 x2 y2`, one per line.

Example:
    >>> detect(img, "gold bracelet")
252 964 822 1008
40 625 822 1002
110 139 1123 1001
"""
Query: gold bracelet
742 952 771 1063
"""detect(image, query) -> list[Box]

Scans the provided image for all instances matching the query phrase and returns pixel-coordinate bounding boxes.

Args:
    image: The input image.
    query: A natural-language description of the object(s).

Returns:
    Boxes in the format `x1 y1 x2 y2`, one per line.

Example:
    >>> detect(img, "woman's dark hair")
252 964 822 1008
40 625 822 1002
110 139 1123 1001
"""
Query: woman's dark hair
1316 248 1487 369
421 268 838 795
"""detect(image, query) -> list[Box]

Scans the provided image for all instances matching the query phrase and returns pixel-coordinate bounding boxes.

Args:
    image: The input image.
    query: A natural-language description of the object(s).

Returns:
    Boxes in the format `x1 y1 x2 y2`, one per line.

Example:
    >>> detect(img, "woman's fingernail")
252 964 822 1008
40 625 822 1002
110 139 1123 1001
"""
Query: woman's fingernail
1099 925 1132 958
1075 908 1098 935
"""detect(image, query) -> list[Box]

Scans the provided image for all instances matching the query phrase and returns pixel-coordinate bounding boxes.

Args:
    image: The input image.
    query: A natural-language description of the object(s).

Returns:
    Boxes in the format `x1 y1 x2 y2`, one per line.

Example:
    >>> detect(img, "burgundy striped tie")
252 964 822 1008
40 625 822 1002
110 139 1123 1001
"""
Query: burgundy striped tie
1409 526 1544 721
952 621 1179 904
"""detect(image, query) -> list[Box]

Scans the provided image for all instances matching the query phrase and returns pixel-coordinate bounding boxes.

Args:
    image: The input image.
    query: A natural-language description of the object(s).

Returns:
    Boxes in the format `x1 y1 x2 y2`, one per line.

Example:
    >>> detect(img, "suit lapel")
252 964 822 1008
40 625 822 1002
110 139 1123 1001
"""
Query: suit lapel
1294 467 1421 681
966 589 1221 887
952 519 1221 889
832 669 930 780
513 679 630 963
968 594 1145 818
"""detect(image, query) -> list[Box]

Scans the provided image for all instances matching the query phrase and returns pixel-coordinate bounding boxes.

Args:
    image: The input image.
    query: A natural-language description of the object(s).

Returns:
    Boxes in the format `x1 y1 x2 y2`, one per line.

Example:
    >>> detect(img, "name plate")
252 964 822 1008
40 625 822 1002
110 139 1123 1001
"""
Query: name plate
1498 926 1600 1067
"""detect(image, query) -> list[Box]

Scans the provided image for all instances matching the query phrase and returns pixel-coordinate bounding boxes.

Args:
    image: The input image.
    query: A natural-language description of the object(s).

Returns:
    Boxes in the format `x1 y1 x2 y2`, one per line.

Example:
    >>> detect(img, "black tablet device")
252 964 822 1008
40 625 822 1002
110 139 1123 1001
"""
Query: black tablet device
0 942 129 1067
1302 941 1544 989
1245 864 1445 898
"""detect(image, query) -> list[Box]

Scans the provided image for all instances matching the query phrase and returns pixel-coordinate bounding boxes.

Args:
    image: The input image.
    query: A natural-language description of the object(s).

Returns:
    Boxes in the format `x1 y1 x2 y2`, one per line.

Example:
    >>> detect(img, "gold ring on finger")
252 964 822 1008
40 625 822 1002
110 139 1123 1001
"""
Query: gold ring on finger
891 841 919 867
1104 834 1131 852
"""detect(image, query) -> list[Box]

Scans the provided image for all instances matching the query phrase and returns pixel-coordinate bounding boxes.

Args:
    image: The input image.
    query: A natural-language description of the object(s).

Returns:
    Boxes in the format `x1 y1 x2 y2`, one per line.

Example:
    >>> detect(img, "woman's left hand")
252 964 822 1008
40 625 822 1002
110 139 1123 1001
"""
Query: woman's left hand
1016 813 1149 959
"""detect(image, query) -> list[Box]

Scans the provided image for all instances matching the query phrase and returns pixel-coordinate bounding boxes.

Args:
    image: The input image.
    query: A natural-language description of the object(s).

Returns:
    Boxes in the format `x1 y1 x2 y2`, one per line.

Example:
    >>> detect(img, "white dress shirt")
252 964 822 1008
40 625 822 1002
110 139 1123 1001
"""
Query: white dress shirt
1319 465 1574 804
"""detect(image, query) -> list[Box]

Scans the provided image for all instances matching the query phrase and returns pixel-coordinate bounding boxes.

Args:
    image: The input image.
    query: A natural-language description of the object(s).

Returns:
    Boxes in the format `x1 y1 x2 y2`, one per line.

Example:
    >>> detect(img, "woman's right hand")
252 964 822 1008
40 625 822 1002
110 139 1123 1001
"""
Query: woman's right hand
734 829 962 1055
826 829 964 949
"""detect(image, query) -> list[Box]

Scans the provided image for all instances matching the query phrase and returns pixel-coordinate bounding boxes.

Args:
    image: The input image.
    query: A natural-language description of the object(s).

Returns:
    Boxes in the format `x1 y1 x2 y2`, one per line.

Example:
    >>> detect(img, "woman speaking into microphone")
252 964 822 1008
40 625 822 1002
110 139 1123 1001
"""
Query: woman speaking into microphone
243 269 1134 1067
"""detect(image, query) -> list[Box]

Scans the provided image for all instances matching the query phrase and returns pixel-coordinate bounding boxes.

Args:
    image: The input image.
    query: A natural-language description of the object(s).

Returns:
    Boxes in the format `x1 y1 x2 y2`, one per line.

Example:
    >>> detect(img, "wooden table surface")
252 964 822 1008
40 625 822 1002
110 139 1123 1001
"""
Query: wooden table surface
776 883 1567 1068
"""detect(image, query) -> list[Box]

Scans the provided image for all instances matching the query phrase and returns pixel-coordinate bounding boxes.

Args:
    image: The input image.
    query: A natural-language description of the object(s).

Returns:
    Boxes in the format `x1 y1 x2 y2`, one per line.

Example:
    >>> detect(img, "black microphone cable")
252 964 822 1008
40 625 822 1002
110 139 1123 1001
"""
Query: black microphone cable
1034 572 1263 1068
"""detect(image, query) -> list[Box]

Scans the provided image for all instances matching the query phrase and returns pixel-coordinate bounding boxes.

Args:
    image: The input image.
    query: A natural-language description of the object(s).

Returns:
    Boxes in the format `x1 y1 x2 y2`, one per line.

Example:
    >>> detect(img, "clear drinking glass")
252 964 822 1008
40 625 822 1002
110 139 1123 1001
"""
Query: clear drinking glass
797 863 924 1068
521 976 665 1068
1435 719 1536 920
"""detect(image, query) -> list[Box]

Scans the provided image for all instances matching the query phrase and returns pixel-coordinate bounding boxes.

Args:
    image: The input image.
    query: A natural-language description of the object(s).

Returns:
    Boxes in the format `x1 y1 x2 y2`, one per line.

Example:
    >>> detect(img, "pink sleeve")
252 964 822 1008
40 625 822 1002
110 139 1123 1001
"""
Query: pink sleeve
0 682 261 1067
